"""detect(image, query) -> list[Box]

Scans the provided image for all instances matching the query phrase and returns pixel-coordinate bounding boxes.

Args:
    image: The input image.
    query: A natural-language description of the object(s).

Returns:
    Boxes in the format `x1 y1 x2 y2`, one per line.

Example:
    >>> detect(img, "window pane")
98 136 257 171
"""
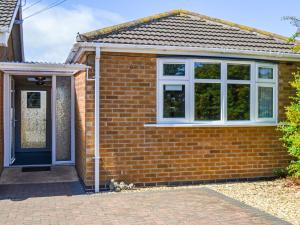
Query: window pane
195 83 221 120
163 64 185 76
259 67 273 79
56 76 71 161
227 84 250 120
163 85 185 118
194 62 221 79
258 87 273 118
228 64 250 80
27 92 41 108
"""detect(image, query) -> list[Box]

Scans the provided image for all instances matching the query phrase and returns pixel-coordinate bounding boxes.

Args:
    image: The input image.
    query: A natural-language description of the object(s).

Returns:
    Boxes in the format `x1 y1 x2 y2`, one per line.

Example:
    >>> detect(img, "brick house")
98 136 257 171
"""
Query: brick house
1 9 300 192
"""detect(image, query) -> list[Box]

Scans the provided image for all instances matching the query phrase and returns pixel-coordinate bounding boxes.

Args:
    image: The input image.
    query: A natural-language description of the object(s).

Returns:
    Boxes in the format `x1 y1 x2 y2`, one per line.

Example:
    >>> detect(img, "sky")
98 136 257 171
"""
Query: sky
22 0 300 63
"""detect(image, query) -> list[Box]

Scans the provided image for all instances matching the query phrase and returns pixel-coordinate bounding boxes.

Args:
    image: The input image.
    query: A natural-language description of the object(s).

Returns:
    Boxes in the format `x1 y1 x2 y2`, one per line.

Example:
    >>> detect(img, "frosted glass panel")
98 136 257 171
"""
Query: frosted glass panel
56 77 71 161
21 91 47 148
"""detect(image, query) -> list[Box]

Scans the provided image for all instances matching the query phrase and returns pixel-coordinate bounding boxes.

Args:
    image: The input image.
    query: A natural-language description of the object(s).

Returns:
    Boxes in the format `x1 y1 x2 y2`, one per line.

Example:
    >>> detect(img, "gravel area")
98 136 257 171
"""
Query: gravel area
207 179 300 225
106 179 300 225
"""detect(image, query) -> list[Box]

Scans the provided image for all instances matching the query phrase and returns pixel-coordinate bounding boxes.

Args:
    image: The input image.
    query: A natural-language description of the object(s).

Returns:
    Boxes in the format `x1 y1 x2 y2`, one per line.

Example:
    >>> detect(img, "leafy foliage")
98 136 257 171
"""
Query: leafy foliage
273 168 289 178
278 16 300 178
282 16 300 51
279 70 300 178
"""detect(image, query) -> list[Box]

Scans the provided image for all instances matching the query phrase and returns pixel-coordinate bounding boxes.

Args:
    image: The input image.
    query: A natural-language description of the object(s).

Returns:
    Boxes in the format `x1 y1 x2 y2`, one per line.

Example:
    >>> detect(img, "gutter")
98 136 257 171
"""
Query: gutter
94 47 101 193
66 42 300 63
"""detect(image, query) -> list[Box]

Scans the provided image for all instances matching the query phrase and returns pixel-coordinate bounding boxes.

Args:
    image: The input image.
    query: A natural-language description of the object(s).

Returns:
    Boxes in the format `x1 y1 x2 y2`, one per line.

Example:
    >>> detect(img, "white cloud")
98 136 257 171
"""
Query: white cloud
23 4 125 62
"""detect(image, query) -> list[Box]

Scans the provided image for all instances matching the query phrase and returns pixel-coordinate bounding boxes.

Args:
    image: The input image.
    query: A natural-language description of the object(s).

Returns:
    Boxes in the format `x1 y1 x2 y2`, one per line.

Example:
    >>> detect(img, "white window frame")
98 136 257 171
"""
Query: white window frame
158 59 189 80
255 63 278 122
191 59 223 123
157 58 278 125
157 80 190 123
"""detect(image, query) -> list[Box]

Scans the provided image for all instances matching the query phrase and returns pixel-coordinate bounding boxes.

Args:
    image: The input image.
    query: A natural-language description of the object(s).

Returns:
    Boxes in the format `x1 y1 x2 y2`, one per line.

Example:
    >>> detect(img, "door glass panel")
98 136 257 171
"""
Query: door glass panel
56 77 71 161
21 91 47 148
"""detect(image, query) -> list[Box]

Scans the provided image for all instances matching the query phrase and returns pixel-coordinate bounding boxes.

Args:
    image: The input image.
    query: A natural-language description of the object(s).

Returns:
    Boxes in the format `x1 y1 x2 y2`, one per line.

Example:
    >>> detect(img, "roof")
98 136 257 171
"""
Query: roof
79 9 297 55
0 0 18 30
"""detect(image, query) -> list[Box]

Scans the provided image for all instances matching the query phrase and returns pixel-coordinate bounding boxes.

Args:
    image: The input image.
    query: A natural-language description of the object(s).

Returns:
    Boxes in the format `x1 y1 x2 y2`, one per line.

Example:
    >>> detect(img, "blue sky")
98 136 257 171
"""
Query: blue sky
22 0 299 62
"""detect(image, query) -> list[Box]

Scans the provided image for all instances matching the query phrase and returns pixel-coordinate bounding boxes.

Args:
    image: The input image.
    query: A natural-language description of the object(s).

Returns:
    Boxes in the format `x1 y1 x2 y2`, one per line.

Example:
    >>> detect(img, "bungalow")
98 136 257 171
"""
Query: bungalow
1 8 300 192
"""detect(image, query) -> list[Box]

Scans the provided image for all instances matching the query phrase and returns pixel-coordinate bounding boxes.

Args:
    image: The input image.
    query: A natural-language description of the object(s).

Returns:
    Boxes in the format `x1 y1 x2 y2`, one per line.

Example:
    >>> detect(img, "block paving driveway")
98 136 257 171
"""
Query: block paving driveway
0 182 291 225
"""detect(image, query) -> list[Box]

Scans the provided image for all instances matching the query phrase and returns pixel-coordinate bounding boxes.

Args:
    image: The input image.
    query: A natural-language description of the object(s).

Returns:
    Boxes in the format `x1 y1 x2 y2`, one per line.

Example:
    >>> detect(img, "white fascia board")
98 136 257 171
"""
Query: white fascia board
0 31 9 47
0 62 87 74
67 42 300 63
8 0 21 34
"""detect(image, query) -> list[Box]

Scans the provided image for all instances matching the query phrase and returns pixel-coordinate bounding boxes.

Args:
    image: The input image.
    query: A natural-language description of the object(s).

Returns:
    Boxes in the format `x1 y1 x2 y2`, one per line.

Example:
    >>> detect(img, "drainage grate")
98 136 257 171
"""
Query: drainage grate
22 166 51 172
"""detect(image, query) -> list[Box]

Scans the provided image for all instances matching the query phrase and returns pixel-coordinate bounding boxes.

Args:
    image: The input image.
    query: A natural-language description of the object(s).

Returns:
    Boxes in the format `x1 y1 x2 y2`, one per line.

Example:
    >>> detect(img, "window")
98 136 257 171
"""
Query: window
194 62 220 79
27 92 41 108
157 59 277 124
163 84 185 118
163 64 185 76
194 83 221 120
227 84 250 120
228 64 251 80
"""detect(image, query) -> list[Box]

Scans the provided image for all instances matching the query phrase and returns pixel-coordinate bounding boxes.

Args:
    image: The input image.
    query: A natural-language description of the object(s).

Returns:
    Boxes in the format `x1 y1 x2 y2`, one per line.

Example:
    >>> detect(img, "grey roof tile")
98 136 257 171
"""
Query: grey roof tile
81 10 297 55
0 0 18 29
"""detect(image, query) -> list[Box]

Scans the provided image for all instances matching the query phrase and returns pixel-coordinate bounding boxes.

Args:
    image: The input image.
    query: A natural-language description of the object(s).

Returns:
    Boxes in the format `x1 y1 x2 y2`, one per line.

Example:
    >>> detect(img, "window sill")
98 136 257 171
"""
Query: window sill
144 122 278 128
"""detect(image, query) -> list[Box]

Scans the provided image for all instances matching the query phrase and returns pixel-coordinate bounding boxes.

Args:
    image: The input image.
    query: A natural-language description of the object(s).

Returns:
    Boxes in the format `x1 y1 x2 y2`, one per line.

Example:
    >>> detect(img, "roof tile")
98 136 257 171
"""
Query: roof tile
0 0 18 29
81 10 297 54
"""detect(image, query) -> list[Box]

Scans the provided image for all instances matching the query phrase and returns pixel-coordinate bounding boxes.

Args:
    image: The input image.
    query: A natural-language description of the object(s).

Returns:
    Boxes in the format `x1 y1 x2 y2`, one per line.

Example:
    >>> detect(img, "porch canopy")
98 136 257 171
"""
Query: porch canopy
0 62 87 75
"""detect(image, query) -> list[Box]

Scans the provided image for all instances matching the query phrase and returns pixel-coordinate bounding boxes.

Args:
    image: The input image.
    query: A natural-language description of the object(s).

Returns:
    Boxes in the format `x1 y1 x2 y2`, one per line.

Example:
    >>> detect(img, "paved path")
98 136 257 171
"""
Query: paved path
0 184 291 225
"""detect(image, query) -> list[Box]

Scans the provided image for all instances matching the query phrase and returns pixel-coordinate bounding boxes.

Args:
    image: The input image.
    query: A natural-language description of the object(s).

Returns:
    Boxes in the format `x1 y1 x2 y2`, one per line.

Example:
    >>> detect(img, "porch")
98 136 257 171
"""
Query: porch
0 62 87 168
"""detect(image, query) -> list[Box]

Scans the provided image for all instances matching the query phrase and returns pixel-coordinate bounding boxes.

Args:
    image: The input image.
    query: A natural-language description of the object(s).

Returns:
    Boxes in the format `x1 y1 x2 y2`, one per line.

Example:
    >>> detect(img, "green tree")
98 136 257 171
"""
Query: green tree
279 70 300 177
278 17 300 177
283 16 300 51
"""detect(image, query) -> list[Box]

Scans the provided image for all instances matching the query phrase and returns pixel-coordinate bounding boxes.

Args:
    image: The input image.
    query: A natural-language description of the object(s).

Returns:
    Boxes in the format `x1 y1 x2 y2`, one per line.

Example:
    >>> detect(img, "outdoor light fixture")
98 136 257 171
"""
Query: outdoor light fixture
27 77 52 86
35 76 46 86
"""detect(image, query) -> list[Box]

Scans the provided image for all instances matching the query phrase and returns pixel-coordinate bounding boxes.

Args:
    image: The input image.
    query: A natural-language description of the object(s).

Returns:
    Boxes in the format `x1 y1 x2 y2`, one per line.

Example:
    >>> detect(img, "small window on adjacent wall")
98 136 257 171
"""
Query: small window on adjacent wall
27 92 41 108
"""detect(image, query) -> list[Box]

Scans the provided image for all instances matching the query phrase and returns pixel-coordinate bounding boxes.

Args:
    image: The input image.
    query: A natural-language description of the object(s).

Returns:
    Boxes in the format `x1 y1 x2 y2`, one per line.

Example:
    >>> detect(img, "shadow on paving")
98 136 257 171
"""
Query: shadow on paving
0 181 85 201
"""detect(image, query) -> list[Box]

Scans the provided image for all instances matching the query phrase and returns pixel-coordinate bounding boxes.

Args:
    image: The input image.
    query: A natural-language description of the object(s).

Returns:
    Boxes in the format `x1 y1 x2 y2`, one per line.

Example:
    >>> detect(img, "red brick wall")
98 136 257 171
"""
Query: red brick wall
80 52 300 187
74 71 88 183
278 62 298 120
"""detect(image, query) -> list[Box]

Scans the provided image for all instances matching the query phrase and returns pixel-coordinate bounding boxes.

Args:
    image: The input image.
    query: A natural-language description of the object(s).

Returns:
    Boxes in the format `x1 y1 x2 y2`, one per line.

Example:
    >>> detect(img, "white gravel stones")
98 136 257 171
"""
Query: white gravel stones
206 179 300 225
